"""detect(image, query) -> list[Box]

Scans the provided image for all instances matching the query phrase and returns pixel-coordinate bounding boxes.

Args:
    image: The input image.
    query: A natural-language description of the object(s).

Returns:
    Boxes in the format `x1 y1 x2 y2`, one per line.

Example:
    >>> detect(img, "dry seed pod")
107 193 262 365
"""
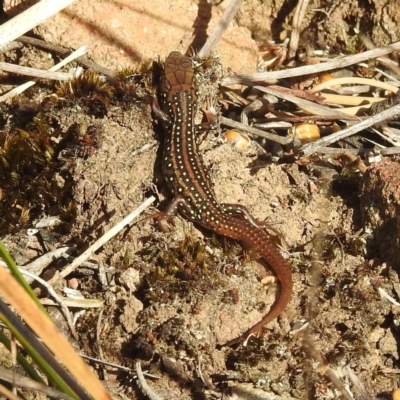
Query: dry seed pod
224 130 251 149
288 123 320 143
317 73 340 88
392 388 400 400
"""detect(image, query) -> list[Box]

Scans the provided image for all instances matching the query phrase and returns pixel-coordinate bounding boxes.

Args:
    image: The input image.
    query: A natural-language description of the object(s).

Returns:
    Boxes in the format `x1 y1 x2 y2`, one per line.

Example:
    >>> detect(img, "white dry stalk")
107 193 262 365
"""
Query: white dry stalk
220 115 293 145
18 269 79 342
48 196 156 284
378 287 400 306
301 102 400 156
198 0 244 58
254 85 354 119
0 63 72 80
223 40 400 85
0 366 72 400
39 297 104 308
21 246 74 280
0 0 76 49
0 46 88 102
136 362 164 400
288 0 310 59
311 77 399 93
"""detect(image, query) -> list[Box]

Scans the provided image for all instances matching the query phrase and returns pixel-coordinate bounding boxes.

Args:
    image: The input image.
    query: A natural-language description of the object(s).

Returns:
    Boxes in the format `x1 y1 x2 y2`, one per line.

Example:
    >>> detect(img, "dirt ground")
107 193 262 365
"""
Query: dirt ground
1 0 400 399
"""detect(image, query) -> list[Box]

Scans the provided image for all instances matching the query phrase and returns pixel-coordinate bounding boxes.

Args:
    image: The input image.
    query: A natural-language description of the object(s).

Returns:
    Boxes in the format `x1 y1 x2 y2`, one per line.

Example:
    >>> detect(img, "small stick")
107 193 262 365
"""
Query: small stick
0 62 72 80
378 287 400 306
0 0 76 49
254 85 357 118
220 116 292 145
301 102 400 156
0 46 88 101
17 36 116 79
308 146 400 157
223 40 400 84
136 361 164 400
0 383 24 400
0 367 73 400
96 308 107 381
198 0 244 58
39 297 104 308
21 246 74 280
311 77 398 93
18 269 79 342
287 0 310 60
131 140 158 156
0 41 23 53
48 196 156 284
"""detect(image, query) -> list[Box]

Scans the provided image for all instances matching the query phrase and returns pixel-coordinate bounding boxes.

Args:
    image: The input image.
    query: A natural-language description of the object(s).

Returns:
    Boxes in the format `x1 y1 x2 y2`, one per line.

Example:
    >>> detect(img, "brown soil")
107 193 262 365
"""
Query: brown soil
1 0 400 399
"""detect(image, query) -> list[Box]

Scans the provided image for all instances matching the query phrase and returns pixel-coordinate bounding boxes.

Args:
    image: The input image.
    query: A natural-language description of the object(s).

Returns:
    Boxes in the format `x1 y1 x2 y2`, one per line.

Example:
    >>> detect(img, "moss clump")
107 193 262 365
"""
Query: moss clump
139 232 242 305
0 115 75 233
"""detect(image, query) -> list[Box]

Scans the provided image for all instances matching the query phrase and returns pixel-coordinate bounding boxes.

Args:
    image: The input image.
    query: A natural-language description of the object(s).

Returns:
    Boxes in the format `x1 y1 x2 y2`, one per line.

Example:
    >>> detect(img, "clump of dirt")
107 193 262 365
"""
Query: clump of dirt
238 0 400 56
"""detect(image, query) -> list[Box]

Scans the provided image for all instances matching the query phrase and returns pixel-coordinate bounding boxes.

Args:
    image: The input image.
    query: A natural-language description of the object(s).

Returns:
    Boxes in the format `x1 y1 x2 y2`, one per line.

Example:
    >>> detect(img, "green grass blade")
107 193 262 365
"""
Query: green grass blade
0 242 47 314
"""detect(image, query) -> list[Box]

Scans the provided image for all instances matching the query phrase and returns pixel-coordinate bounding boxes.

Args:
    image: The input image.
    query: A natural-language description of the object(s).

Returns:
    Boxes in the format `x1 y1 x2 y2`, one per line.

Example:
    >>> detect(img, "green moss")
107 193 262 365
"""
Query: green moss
139 232 243 305
0 115 74 232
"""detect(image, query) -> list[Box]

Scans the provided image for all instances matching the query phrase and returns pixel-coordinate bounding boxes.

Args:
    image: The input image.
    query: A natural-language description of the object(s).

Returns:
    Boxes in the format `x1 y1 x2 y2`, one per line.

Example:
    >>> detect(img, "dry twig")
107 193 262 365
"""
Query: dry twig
301 103 400 156
220 115 292 145
136 362 164 400
198 0 244 58
0 0 76 48
17 35 115 78
223 40 400 85
0 366 73 400
0 46 88 101
48 196 156 284
287 0 310 60
0 62 72 80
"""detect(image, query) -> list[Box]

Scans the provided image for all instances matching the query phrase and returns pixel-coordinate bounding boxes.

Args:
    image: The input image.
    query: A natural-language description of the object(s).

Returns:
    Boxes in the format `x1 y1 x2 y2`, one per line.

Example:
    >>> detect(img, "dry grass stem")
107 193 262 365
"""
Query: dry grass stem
198 0 244 58
18 35 116 79
223 40 400 85
362 36 400 78
320 93 385 106
378 287 400 306
288 0 310 60
48 196 156 284
12 247 74 282
0 0 76 49
0 382 26 400
0 46 88 102
0 366 73 400
136 362 164 400
95 309 107 381
79 354 133 372
0 62 72 80
301 102 400 156
312 77 398 93
0 269 112 399
19 269 79 341
220 116 292 145
254 85 356 118
40 297 104 308
0 41 23 53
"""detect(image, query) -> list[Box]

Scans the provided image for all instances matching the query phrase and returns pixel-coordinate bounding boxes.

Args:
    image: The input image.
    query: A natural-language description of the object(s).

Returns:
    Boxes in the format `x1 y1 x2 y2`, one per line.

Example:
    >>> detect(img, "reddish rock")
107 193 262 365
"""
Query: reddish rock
5 0 257 73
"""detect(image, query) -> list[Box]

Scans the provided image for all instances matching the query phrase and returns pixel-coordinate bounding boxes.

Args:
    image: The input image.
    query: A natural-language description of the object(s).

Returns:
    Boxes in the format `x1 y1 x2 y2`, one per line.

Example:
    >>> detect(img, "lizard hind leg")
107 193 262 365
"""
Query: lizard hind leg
221 203 287 244
138 195 185 232
137 210 175 232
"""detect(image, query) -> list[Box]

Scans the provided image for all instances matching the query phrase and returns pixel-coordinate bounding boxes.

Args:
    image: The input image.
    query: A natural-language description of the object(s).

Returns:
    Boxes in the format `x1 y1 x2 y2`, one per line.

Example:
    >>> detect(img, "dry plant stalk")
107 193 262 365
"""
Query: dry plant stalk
223 40 400 85
198 0 244 57
0 0 76 48
48 196 156 284
0 267 112 400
